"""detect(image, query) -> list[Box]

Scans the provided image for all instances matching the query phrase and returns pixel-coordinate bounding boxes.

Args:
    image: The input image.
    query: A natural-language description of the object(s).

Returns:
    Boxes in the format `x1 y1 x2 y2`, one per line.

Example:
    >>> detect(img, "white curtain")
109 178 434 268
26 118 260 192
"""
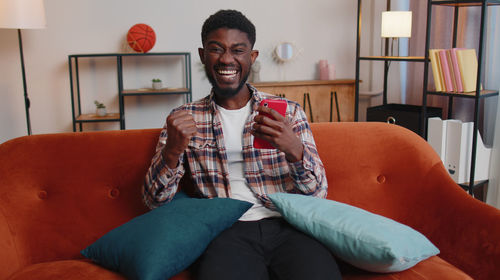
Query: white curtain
485 7 500 208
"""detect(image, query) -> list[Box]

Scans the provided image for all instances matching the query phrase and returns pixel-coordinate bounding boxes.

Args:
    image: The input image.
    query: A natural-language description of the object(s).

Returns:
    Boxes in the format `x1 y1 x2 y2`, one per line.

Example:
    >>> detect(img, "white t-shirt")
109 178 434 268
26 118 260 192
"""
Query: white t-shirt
216 101 281 221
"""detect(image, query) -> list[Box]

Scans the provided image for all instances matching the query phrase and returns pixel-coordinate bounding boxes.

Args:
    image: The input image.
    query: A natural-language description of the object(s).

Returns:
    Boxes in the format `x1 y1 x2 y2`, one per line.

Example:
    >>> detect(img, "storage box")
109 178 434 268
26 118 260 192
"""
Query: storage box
366 104 442 136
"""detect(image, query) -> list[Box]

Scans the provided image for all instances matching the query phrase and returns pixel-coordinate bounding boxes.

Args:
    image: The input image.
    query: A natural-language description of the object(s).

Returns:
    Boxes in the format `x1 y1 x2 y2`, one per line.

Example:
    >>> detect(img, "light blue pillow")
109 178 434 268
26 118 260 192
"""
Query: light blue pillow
81 192 252 280
268 193 439 273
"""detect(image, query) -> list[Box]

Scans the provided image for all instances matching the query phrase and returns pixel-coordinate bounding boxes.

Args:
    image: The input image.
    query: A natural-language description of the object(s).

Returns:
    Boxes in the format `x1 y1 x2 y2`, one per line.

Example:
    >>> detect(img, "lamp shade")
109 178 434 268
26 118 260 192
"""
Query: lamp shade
381 11 412 38
0 0 46 29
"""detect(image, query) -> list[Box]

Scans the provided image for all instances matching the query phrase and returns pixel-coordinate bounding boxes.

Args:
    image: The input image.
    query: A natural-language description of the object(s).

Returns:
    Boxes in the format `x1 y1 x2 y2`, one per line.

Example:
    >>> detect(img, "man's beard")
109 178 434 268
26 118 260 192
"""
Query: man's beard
205 65 250 98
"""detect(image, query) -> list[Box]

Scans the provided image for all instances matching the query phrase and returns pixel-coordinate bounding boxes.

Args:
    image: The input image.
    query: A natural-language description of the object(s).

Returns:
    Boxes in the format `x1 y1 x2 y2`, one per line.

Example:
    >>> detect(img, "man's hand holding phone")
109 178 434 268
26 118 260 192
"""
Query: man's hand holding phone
252 99 304 162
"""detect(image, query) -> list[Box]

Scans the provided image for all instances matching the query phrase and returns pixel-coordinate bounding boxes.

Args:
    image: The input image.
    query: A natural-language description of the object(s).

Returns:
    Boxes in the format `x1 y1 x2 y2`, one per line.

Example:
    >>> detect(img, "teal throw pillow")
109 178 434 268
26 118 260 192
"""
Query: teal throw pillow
81 192 252 280
268 193 439 273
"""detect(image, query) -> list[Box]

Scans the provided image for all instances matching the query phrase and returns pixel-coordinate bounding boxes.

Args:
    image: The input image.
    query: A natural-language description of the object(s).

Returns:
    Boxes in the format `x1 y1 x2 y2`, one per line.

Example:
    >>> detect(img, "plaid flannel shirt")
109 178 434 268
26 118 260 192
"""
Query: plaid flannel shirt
143 84 328 209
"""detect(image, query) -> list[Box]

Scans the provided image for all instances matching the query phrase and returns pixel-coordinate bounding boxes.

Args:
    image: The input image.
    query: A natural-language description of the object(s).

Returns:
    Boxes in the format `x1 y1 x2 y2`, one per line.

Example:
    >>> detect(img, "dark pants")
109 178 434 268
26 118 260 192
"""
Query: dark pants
195 218 342 280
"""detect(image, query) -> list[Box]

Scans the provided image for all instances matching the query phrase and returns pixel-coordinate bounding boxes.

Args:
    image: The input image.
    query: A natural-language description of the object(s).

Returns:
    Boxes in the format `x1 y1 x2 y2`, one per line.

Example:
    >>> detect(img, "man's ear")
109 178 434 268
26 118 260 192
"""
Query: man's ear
250 50 259 64
198 48 205 64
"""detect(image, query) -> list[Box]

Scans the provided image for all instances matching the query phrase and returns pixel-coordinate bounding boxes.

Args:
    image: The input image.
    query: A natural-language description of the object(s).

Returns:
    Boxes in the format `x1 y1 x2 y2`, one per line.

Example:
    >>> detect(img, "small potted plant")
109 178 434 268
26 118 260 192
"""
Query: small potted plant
152 78 162 90
94 100 107 117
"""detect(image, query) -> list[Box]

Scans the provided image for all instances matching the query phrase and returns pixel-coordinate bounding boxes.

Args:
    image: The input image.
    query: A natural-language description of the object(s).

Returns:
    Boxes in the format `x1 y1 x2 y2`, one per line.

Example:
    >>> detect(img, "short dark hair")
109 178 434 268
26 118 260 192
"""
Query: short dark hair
201 10 256 47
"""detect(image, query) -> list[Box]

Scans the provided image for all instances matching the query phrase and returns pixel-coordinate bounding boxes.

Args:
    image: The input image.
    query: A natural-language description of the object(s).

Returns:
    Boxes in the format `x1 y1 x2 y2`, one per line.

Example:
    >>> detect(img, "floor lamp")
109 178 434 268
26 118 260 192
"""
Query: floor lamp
381 11 412 57
0 0 46 135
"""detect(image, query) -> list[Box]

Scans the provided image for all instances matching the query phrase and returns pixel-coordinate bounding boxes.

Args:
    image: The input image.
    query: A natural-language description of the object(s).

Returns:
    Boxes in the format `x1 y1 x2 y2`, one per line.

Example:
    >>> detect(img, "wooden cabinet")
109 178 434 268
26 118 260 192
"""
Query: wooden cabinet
253 80 356 122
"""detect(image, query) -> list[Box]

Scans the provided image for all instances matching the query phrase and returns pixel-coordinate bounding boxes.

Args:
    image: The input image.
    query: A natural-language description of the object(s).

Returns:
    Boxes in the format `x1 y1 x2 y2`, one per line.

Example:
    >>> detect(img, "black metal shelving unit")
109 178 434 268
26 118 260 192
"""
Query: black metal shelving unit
356 56 428 105
355 0 432 136
68 52 192 132
421 0 500 196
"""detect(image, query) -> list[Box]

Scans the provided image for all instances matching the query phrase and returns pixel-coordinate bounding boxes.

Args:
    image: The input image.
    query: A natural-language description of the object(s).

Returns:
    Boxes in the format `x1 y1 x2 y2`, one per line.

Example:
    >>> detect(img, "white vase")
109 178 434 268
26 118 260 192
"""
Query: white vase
96 108 107 117
152 82 162 90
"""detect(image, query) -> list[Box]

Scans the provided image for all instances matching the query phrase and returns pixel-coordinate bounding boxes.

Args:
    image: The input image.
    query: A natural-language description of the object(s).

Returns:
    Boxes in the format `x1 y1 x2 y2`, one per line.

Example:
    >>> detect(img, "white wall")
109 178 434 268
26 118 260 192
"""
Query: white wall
0 0 357 142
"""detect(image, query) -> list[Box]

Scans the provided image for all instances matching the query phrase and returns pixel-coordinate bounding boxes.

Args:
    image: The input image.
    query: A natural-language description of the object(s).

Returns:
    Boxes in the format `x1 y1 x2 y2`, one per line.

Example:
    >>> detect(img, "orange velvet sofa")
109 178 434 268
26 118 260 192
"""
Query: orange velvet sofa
1 122 499 280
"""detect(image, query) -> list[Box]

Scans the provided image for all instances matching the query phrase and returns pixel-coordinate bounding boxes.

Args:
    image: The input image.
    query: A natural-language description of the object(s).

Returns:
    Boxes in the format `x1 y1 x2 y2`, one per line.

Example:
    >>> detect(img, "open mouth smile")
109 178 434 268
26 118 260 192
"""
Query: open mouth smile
216 69 238 77
215 67 239 83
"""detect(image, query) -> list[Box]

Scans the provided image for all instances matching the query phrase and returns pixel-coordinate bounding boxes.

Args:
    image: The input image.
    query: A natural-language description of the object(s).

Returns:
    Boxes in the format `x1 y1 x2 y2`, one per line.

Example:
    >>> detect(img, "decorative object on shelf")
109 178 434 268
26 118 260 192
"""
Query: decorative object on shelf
429 48 481 93
249 60 261 83
318 60 336 80
94 100 107 117
127 23 156 53
0 0 47 135
272 42 298 63
152 78 162 90
428 117 491 184
381 11 412 57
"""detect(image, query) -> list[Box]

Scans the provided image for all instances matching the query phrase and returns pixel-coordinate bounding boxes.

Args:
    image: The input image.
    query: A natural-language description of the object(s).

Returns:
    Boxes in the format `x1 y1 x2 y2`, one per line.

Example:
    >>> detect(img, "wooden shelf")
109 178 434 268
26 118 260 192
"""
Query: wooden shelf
69 52 191 58
76 113 121 122
459 180 489 190
253 79 355 87
121 88 190 96
426 89 499 98
432 0 500 7
359 56 427 62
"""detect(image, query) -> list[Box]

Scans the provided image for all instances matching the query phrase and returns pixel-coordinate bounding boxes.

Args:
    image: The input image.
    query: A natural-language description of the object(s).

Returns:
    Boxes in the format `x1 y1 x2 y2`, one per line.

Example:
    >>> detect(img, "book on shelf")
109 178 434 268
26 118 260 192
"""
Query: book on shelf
429 48 480 93
445 50 458 92
429 49 444 92
438 50 454 92
450 48 464 93
456 48 480 93
427 117 491 184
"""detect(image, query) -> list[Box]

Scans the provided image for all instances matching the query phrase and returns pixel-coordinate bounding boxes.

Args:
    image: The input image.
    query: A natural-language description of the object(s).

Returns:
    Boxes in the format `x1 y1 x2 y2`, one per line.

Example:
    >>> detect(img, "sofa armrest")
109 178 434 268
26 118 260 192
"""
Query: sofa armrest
310 122 500 280
416 164 500 280
0 207 21 279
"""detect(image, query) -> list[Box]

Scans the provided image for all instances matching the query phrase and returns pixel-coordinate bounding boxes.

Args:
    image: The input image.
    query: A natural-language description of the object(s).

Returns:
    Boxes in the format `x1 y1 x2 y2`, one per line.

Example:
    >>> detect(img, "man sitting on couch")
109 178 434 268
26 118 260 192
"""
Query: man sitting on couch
143 9 341 280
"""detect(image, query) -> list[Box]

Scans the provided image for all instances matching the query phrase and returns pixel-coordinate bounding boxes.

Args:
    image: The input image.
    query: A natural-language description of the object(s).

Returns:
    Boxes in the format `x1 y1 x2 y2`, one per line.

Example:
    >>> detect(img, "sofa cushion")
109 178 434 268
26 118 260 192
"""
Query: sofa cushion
6 257 470 280
6 260 192 280
342 256 472 280
7 260 125 280
81 192 252 280
268 193 440 273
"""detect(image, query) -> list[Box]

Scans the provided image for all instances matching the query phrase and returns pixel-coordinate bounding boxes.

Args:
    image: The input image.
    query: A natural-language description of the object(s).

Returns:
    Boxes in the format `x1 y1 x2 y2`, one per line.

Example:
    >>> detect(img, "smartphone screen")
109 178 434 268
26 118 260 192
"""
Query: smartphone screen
253 99 287 149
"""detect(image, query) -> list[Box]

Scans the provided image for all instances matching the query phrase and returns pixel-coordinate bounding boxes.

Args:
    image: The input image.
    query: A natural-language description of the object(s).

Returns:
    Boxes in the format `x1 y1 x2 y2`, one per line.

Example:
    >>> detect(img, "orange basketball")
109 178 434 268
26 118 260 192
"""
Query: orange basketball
127 24 156 53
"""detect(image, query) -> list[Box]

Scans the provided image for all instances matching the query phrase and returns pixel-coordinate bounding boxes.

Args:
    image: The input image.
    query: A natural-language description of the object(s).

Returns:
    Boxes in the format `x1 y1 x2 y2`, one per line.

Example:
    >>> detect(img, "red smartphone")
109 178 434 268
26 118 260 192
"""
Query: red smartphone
253 99 287 149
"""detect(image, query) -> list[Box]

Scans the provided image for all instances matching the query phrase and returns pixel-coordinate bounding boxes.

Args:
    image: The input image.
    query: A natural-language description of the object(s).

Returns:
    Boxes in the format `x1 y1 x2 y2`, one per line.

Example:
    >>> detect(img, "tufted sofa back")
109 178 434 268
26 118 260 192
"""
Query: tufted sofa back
0 122 449 279
314 122 442 218
0 129 160 278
